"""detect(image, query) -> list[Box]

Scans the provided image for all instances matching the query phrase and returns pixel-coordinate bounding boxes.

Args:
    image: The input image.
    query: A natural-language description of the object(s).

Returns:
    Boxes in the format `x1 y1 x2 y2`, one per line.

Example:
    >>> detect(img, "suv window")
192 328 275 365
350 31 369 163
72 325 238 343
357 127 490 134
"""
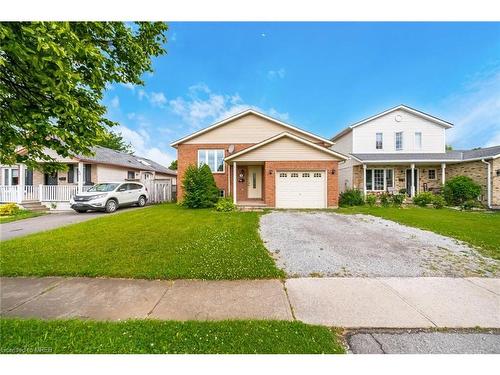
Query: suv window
117 184 129 192
129 183 143 190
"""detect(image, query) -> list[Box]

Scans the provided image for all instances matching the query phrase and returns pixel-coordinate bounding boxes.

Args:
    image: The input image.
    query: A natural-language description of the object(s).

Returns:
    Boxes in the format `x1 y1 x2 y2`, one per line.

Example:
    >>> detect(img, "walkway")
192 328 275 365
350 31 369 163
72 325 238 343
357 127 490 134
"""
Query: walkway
1 277 498 328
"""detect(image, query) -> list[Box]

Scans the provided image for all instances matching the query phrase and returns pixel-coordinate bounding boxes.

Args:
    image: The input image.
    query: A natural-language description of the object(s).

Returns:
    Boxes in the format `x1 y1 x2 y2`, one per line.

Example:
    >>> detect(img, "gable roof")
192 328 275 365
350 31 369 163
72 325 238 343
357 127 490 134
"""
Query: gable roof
224 132 348 162
77 146 176 175
330 104 454 142
170 109 334 147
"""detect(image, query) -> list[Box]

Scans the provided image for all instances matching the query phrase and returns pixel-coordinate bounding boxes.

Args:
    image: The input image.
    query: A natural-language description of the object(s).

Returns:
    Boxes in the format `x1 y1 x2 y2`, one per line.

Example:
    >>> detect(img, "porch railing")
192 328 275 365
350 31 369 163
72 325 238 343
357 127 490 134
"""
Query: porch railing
40 185 78 202
0 186 19 203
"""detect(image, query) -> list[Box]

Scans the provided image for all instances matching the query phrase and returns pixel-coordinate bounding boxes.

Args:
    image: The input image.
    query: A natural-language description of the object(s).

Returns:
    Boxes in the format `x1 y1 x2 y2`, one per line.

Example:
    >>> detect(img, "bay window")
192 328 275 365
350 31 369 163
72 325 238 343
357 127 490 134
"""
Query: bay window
198 149 225 173
365 168 394 191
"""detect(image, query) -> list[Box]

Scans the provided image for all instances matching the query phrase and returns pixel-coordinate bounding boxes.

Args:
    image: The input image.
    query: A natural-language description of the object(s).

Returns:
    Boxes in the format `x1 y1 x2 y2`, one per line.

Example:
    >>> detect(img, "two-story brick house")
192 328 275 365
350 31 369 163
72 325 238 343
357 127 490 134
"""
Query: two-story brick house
331 105 499 208
171 110 348 209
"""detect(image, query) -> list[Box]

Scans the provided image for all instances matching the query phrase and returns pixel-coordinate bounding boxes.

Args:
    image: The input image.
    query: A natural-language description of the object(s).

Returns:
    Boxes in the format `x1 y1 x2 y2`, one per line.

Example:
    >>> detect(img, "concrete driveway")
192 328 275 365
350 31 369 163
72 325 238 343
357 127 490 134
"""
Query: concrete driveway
260 211 499 277
0 206 142 241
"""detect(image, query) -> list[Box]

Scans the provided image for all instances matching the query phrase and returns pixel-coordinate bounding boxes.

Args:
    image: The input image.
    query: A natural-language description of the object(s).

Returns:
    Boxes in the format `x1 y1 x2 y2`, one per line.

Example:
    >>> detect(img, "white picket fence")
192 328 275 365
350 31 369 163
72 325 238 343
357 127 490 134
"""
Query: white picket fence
1 183 173 204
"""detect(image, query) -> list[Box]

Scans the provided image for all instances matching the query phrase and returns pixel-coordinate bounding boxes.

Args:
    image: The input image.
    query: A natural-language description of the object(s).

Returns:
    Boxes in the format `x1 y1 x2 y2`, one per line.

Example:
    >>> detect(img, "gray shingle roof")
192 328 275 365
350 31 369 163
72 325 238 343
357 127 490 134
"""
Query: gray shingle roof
77 146 176 175
351 146 499 162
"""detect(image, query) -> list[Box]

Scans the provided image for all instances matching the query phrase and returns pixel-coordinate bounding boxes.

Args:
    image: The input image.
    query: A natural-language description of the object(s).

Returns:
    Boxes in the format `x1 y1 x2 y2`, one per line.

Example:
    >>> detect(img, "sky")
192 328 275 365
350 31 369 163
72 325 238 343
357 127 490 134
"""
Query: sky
103 22 500 166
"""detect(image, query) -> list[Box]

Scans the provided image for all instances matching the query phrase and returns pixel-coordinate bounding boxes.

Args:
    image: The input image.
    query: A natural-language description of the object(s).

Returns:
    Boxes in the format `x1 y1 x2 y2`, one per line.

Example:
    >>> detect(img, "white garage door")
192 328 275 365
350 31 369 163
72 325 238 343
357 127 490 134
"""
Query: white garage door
276 171 326 208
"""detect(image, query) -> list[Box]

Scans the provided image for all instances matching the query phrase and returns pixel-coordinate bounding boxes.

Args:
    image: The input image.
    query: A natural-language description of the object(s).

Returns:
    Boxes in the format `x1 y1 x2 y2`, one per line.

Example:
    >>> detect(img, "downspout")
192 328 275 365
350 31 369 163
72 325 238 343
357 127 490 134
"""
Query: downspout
481 159 491 209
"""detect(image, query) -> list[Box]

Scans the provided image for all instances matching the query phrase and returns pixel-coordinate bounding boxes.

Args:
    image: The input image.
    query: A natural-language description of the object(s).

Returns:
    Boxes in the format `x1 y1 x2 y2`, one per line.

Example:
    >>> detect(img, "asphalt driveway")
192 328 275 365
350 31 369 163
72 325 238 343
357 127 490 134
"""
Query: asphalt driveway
0 206 142 241
260 211 499 277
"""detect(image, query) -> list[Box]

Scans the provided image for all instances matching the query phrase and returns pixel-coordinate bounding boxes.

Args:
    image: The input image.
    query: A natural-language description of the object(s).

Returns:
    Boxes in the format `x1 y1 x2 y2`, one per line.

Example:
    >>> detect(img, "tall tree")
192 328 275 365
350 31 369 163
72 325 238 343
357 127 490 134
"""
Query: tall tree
96 130 133 154
0 22 167 171
168 159 177 170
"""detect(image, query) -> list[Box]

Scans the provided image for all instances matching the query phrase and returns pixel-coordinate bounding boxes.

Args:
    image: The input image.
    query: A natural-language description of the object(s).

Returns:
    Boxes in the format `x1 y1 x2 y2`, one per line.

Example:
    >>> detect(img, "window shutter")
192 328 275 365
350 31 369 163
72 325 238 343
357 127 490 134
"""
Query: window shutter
84 164 92 185
67 165 74 183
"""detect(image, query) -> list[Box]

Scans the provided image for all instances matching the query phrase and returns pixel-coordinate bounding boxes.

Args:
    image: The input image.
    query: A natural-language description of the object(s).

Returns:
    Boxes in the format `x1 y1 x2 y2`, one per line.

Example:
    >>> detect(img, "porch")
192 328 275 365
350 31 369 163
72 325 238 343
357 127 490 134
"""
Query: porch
354 163 447 197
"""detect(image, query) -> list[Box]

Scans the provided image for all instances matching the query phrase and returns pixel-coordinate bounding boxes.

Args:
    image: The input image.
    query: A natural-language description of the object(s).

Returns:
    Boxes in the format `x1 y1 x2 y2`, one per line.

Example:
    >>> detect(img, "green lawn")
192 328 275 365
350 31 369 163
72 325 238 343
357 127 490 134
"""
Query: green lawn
0 319 345 354
0 204 283 279
337 206 500 260
0 210 44 224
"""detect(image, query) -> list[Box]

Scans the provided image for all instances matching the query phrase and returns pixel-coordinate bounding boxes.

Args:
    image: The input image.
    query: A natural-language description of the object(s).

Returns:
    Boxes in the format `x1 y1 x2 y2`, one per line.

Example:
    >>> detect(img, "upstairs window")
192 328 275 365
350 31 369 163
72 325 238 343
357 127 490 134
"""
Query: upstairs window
415 132 422 150
395 132 403 151
198 150 224 173
376 133 383 150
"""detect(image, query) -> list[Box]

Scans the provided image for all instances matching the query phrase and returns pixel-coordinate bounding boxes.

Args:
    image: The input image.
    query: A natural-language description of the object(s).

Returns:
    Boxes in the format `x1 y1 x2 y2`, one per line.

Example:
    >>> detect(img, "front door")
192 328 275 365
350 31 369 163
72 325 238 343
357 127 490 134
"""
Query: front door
247 166 262 199
405 169 418 196
44 172 58 185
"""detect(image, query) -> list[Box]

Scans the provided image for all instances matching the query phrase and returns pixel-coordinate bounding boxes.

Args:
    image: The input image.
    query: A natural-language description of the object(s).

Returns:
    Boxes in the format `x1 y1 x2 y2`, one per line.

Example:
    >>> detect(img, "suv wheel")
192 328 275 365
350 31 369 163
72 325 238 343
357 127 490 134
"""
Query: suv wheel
137 195 146 207
105 199 118 213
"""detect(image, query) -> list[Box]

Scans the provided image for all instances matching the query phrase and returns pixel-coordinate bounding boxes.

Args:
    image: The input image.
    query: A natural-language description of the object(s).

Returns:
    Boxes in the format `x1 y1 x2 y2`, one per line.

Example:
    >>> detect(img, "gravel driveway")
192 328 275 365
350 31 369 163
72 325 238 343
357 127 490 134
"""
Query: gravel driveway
260 211 499 277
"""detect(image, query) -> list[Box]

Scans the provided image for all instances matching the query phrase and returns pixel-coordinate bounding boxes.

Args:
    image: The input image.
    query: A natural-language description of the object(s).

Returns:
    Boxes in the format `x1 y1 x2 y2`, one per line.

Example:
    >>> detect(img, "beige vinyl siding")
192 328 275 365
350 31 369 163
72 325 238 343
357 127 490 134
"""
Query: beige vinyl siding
184 113 319 144
331 130 353 155
232 137 335 162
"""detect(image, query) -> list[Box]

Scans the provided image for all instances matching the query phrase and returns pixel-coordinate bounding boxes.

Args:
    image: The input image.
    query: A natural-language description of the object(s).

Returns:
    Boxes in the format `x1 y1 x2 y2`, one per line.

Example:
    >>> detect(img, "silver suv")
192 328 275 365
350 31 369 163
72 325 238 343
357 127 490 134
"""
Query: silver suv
70 182 149 213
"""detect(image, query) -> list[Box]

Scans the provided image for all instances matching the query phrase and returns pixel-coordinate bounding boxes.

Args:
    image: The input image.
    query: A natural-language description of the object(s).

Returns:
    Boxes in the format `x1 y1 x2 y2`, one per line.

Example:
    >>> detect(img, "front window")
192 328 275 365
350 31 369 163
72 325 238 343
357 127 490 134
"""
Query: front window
198 149 224 172
415 132 422 150
127 171 136 179
428 169 436 180
395 132 403 151
87 183 119 192
376 133 383 150
366 169 394 191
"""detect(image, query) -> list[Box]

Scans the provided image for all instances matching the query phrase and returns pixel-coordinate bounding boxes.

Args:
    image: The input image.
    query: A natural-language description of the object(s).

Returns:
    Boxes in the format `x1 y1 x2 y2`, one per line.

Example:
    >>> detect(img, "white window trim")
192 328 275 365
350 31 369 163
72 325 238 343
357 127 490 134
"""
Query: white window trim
376 132 383 150
415 132 422 150
395 131 403 151
366 168 395 192
428 169 437 180
197 149 225 174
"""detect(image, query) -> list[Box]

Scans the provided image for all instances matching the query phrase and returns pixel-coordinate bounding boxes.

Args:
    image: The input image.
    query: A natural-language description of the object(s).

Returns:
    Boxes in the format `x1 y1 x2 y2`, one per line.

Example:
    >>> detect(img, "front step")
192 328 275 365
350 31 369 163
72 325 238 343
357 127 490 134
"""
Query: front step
20 201 49 212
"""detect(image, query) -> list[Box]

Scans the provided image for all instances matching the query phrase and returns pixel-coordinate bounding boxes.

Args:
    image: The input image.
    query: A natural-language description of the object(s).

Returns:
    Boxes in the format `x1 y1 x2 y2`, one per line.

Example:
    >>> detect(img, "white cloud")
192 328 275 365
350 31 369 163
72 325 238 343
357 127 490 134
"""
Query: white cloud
138 89 147 100
168 83 289 130
110 96 120 109
114 125 175 166
149 92 167 107
441 67 500 149
267 68 286 80
120 82 136 91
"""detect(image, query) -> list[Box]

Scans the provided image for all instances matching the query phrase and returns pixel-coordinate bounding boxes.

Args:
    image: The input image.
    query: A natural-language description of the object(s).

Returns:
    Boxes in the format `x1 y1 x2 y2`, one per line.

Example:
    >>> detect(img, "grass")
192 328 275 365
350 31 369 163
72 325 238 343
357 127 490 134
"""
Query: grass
0 210 44 224
336 206 500 259
0 204 283 280
0 319 345 354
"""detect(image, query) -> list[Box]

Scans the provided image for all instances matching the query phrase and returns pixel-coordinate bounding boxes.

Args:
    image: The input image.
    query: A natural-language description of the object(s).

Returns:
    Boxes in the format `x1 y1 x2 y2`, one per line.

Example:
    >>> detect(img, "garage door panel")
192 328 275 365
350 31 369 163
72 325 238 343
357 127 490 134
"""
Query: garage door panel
276 171 326 208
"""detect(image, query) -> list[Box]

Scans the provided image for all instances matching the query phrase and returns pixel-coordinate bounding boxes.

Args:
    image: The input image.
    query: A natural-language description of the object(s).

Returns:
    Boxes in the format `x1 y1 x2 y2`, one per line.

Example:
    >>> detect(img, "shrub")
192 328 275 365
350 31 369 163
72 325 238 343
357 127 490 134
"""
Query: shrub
461 199 482 210
181 164 219 208
432 195 446 209
391 194 405 207
443 176 481 206
379 193 391 207
398 188 407 195
215 197 236 212
339 189 364 207
413 192 435 207
0 203 20 216
365 194 377 207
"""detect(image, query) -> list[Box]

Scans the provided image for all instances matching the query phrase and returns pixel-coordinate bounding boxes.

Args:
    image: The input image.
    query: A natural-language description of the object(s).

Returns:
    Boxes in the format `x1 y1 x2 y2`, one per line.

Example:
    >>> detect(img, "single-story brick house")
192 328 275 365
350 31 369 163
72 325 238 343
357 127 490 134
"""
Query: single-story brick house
171 110 348 208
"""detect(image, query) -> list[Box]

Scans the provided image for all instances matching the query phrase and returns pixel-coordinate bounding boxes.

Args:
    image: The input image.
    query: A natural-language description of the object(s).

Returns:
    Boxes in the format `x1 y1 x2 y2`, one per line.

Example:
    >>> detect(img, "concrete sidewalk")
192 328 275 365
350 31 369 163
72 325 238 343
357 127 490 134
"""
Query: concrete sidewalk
1 277 498 328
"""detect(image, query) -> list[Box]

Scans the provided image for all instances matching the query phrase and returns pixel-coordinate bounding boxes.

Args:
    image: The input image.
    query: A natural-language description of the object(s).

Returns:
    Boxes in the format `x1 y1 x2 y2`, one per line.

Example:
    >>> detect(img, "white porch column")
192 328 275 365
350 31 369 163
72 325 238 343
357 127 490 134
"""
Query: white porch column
410 163 415 197
77 161 84 193
232 162 237 204
362 164 367 197
441 163 446 185
17 164 25 203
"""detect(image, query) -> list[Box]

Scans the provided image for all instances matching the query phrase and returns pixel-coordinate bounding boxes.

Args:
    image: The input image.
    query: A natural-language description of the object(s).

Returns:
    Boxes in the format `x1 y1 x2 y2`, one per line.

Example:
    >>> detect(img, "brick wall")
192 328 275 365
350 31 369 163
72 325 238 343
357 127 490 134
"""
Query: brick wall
446 161 488 204
176 143 252 201
263 161 339 207
492 158 500 206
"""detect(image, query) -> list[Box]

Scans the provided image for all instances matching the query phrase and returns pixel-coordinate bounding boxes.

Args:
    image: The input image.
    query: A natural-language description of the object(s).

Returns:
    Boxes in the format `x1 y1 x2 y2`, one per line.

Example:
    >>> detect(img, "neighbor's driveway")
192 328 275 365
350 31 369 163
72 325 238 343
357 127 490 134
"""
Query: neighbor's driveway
0 207 142 241
260 211 499 277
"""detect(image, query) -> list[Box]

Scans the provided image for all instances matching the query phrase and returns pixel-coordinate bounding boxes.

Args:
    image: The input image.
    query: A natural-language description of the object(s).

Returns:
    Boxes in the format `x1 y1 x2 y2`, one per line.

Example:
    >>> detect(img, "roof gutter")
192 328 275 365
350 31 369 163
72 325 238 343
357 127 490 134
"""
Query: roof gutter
481 159 492 209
